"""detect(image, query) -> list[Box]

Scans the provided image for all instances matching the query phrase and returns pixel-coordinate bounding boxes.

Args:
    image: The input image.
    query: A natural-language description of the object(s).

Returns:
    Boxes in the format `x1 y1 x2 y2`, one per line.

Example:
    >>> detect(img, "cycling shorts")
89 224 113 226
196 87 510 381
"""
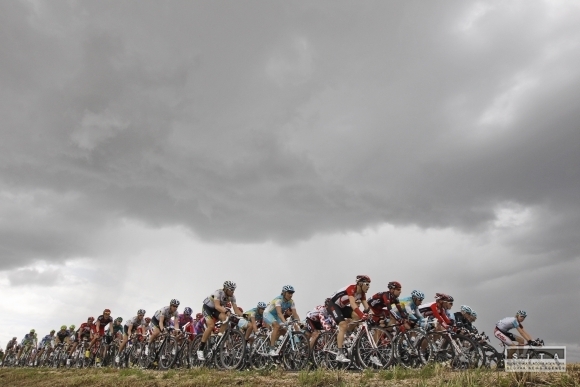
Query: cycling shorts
327 302 353 324
305 318 323 333
202 304 221 321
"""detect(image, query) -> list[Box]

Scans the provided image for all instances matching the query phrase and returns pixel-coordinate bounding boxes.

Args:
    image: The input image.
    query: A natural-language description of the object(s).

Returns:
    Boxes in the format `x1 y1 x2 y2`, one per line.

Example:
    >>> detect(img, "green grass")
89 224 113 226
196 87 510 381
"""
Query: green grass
0 365 578 387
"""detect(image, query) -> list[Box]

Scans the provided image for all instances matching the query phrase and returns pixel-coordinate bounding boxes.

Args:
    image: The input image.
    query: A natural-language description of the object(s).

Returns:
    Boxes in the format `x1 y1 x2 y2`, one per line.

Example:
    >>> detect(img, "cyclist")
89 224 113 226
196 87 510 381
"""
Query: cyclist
69 317 95 359
179 307 196 341
367 281 409 330
494 310 534 346
326 275 372 363
242 302 267 343
117 309 146 363
454 305 476 333
264 285 300 356
90 309 114 351
197 281 241 361
304 304 336 348
5 337 18 356
147 299 180 356
55 325 70 346
419 293 454 331
35 330 56 363
399 290 425 328
193 313 205 335
111 317 124 340
17 329 37 362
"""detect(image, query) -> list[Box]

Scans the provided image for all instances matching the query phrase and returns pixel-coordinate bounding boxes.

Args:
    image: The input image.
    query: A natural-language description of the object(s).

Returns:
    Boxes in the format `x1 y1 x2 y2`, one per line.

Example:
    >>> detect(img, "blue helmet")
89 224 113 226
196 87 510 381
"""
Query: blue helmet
460 305 473 315
516 310 527 318
183 307 193 315
257 302 267 309
282 285 295 293
411 290 425 300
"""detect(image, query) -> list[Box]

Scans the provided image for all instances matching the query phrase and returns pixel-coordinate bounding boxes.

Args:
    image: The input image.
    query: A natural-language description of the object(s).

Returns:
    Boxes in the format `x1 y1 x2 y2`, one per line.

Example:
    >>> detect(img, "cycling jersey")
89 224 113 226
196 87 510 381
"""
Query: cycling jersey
78 322 95 337
496 317 522 332
245 308 264 322
453 312 474 332
40 335 53 347
95 314 114 334
331 285 366 309
264 295 296 317
126 315 145 328
194 317 205 335
419 301 451 326
20 333 37 346
56 330 69 343
203 289 236 309
178 313 193 328
6 339 18 350
305 305 335 332
110 323 123 335
399 296 424 323
367 291 407 320
154 306 178 321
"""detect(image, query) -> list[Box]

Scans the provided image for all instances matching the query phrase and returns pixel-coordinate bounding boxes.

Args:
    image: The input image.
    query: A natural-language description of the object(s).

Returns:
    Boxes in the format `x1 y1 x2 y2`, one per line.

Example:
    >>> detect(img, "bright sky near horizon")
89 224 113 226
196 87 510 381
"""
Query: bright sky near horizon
1 0 579 360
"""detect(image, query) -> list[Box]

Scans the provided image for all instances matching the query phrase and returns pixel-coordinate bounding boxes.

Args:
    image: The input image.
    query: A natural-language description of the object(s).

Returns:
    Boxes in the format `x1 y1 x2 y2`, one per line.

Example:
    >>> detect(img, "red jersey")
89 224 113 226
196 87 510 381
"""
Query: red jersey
367 292 407 320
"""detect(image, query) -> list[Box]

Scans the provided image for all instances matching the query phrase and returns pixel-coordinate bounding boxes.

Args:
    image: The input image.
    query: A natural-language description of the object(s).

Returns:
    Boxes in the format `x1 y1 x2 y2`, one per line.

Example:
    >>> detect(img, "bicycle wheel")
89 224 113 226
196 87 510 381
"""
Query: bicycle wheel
481 343 502 369
175 341 190 369
311 331 334 369
248 332 272 370
280 332 310 371
355 326 393 369
158 336 178 370
394 329 429 368
188 335 205 369
451 334 479 369
323 336 350 370
219 330 246 370
425 331 454 365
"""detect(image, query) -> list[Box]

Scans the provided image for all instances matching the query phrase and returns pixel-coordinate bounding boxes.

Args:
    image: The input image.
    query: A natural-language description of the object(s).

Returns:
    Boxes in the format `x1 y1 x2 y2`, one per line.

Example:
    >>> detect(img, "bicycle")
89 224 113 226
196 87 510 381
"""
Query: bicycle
139 327 179 370
248 317 310 371
313 317 393 370
190 314 246 370
422 322 482 369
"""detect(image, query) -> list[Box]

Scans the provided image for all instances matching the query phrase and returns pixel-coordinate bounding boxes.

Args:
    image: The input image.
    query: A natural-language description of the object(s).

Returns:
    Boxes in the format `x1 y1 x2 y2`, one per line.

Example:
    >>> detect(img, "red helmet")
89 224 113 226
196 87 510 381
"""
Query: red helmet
388 281 402 290
435 293 453 302
196 313 203 320
88 316 95 321
103 308 111 314
356 275 371 283
238 306 244 313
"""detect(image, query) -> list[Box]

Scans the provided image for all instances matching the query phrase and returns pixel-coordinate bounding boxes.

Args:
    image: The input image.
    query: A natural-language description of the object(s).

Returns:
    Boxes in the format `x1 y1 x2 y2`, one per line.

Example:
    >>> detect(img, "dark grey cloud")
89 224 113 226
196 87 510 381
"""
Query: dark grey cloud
1 0 579 271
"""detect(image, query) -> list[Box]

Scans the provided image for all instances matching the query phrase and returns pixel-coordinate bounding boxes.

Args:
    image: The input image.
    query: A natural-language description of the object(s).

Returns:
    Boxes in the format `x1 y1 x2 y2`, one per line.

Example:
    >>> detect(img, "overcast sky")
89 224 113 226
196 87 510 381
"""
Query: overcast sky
1 0 579 361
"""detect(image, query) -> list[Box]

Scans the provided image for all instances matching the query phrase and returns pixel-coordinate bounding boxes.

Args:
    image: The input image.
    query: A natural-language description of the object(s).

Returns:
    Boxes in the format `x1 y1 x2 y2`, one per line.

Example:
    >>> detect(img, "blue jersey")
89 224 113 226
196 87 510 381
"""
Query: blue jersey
245 307 264 321
399 296 424 322
264 295 295 317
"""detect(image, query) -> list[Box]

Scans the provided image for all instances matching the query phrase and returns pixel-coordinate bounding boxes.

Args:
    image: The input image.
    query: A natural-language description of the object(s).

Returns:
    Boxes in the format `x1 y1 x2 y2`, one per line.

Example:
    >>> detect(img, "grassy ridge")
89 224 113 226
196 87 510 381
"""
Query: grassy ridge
0 365 579 387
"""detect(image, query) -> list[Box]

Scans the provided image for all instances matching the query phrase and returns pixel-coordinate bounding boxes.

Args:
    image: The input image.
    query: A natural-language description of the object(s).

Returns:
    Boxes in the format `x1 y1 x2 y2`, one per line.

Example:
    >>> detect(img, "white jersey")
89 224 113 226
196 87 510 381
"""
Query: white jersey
154 306 178 321
203 289 236 309
496 317 521 332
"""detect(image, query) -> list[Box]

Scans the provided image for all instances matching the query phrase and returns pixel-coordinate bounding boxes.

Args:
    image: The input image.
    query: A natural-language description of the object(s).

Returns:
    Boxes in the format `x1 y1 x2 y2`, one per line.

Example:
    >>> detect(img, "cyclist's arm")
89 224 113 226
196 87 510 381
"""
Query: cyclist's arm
214 299 227 314
232 302 242 316
516 326 533 342
291 308 300 321
348 295 364 319
430 303 451 326
159 315 165 330
173 316 180 331
109 322 114 337
361 298 370 311
275 305 286 322
95 321 101 336
250 316 259 332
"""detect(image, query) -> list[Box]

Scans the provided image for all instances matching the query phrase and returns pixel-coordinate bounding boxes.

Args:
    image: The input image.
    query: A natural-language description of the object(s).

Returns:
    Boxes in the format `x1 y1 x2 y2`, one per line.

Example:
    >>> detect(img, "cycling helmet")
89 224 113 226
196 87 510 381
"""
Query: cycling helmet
388 281 402 290
411 290 425 300
137 309 146 315
115 317 123 322
356 275 371 283
13 337 17 340
257 301 267 309
103 308 111 314
223 281 237 291
60 325 67 330
69 325 76 330
516 310 527 317
238 307 244 313
470 310 478 318
282 285 295 293
195 313 203 320
435 293 453 302
460 305 473 314
88 316 94 321
184 307 193 315
50 330 55 334
170 299 180 306
30 329 35 333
